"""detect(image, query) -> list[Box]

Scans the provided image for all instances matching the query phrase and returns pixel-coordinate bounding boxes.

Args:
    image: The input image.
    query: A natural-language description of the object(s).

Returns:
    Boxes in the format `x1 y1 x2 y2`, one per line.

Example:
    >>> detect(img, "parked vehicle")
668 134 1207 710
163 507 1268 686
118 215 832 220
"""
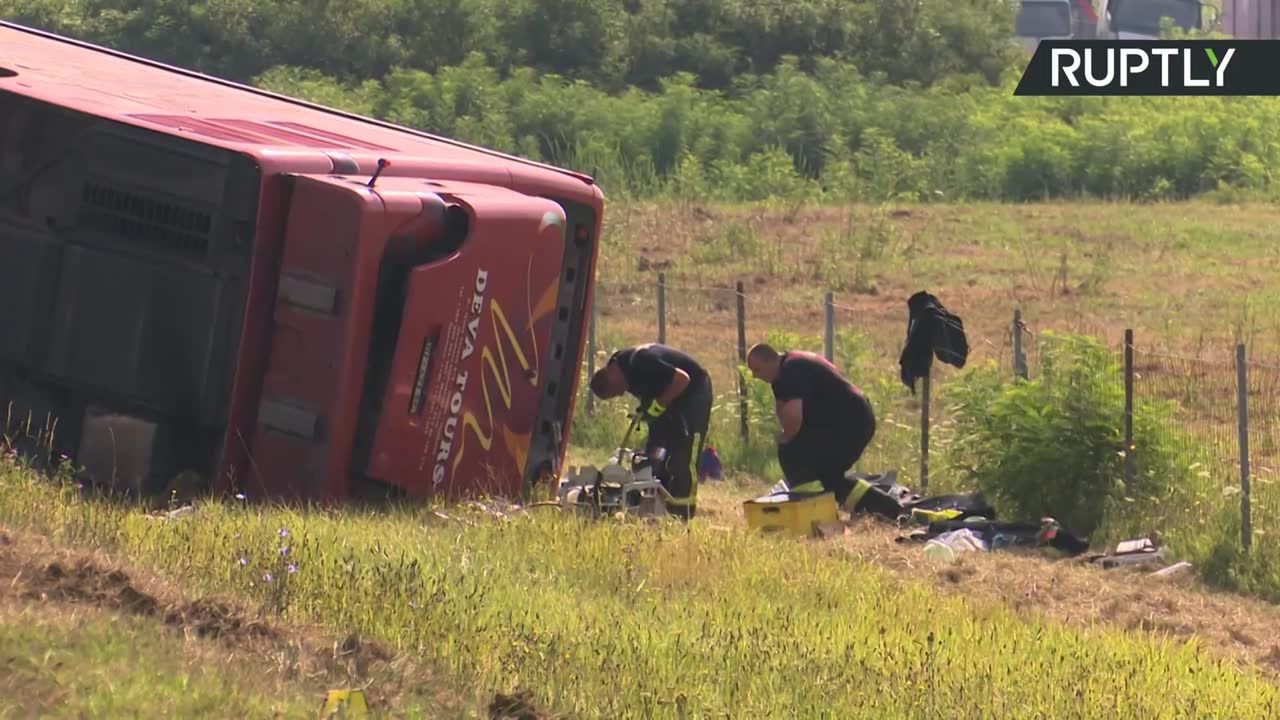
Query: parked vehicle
1219 0 1279 37
1017 0 1098 50
1096 0 1216 37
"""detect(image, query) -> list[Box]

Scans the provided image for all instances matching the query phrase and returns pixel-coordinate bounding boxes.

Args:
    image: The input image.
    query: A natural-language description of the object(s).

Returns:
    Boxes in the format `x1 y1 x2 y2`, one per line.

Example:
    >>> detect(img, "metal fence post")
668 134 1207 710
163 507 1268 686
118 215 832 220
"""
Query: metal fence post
1237 342 1252 552
823 291 835 362
586 291 597 415
737 281 749 441
1124 329 1135 488
1013 308 1027 380
920 372 931 493
657 272 666 344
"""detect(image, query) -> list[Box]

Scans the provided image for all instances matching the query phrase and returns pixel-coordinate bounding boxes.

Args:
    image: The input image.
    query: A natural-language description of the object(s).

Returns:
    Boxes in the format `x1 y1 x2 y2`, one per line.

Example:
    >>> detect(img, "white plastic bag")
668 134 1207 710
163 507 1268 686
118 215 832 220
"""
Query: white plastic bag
922 528 989 562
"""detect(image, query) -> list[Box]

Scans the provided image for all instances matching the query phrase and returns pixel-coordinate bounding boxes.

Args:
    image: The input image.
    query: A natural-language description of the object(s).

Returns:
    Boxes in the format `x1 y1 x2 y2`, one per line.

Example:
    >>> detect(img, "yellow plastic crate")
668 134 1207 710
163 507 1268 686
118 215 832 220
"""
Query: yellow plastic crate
743 491 839 536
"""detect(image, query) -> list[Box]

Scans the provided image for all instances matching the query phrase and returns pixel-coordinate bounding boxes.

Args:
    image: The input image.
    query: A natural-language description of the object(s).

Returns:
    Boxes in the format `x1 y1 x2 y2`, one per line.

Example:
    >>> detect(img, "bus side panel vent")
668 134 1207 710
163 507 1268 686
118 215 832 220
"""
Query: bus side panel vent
77 182 213 259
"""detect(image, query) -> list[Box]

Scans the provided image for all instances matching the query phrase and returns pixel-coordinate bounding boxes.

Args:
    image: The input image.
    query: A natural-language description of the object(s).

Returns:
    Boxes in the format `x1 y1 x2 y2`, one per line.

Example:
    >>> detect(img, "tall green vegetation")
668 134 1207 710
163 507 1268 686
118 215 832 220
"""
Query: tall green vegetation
6 463 1280 718
946 334 1180 537
6 0 1278 202
0 0 1019 89
944 333 1280 602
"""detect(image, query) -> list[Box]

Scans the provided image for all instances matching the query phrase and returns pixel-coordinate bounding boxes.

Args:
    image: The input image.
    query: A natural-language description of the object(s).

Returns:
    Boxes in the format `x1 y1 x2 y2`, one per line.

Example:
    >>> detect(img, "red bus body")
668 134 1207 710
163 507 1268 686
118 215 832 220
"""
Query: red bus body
0 22 604 503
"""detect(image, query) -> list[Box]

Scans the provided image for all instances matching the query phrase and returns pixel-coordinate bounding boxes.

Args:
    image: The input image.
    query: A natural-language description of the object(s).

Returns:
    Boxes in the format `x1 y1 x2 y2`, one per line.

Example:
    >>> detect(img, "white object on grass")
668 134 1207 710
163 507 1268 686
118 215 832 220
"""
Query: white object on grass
923 528 989 563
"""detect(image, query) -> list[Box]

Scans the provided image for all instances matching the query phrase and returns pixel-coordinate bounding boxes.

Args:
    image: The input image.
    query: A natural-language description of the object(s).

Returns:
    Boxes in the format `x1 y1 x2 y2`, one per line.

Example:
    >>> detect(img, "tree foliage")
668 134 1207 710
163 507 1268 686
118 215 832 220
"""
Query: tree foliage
0 0 1021 89
255 60 1280 202
5 0 1279 202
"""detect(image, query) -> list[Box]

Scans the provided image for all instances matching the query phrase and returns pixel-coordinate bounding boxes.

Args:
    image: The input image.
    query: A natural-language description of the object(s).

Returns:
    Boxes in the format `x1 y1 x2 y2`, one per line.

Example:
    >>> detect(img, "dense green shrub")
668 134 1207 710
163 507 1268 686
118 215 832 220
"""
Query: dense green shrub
248 61 1280 203
945 333 1187 537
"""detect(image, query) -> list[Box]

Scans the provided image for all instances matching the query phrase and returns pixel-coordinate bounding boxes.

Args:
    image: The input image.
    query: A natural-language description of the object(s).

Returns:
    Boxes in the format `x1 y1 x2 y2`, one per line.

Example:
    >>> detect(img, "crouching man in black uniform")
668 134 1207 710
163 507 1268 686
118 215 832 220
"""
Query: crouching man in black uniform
746 343 877 509
589 343 713 520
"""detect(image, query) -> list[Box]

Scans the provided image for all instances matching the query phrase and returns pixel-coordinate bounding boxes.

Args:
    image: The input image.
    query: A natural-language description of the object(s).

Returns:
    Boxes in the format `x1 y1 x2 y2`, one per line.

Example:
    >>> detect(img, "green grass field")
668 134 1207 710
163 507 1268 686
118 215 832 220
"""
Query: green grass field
6 461 1280 719
3 199 1280 717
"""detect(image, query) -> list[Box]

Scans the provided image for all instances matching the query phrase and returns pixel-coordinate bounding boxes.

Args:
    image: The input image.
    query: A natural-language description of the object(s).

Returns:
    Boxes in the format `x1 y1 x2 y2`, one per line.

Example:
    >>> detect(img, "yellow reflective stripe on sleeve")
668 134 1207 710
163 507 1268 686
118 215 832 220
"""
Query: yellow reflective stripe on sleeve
789 480 825 494
646 399 666 417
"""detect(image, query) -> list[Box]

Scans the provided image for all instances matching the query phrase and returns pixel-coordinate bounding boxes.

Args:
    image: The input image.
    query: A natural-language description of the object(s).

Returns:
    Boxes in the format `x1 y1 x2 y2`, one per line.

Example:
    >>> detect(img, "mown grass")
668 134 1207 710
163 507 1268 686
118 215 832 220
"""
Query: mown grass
5 462 1280 719
593 201 1280 366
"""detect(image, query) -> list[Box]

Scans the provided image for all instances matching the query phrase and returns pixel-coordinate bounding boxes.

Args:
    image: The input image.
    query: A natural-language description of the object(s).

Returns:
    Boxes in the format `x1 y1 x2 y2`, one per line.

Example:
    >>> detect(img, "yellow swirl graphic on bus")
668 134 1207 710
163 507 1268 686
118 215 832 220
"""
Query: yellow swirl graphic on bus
453 256 558 476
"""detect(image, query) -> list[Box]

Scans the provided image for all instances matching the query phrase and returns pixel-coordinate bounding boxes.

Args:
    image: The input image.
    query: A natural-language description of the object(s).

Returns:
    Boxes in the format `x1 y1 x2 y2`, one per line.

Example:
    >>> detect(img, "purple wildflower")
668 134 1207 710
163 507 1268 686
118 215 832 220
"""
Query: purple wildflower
234 492 246 501
287 563 297 574
278 527 289 538
264 572 274 583
279 545 290 557
239 556 248 566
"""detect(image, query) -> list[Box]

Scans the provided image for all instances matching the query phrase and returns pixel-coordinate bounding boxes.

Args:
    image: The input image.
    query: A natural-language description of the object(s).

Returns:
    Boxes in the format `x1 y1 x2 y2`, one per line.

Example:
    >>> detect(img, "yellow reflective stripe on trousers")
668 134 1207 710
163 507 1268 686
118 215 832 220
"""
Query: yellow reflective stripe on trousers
842 478 874 510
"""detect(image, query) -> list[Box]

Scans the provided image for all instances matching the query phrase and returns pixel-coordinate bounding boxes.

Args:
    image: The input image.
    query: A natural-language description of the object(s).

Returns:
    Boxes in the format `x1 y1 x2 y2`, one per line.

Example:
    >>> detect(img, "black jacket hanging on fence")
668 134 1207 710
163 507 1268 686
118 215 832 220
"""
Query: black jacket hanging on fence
898 291 970 395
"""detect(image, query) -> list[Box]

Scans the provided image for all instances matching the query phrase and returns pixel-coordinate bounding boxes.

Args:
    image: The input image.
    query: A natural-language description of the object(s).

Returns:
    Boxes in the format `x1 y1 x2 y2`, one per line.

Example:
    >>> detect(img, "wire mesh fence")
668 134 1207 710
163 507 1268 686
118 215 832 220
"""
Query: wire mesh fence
1131 349 1241 540
580 272 1273 554
1246 360 1280 538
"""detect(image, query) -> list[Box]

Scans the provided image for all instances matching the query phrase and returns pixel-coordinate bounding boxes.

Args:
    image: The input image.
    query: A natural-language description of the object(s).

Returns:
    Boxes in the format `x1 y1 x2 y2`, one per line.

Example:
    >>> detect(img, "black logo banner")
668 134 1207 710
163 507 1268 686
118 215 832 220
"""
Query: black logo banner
1013 40 1280 95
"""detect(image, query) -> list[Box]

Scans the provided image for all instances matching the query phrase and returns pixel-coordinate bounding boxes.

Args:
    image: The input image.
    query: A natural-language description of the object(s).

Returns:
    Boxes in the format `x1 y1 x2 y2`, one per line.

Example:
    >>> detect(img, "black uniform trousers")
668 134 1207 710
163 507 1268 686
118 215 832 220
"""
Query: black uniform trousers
777 415 876 507
644 376 713 520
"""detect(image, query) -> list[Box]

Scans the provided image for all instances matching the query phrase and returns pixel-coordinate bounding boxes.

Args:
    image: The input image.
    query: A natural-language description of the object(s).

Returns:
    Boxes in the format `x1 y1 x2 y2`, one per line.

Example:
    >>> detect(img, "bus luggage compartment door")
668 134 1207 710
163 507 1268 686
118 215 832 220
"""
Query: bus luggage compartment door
361 189 570 501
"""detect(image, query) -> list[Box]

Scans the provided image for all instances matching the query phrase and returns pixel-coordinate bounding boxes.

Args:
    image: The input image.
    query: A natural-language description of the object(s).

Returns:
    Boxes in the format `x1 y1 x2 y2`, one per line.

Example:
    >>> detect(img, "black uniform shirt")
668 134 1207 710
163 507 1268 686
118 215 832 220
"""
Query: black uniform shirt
771 350 873 432
609 344 708 405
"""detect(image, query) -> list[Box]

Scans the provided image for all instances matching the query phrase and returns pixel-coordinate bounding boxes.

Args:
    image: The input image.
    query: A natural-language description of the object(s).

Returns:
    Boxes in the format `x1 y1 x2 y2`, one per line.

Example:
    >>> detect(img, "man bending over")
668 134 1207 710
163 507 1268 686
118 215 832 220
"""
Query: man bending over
746 343 876 509
589 343 713 520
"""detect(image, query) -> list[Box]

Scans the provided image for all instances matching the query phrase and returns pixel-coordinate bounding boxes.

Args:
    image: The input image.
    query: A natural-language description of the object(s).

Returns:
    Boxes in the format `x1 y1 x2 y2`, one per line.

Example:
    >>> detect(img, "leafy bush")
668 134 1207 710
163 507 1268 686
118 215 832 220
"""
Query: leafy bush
946 333 1185 537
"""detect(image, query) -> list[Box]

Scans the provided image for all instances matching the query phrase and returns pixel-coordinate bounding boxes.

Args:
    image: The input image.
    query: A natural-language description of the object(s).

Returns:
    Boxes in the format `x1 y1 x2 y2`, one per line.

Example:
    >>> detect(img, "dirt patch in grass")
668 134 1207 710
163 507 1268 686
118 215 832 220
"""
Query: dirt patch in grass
489 690 555 719
18 556 279 643
0 527 525 718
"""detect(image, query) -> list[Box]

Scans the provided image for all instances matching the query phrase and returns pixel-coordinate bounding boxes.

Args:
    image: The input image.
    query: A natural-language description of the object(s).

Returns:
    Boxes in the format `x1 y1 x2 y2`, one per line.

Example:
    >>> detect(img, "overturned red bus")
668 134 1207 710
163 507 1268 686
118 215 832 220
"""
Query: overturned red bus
0 21 604 504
